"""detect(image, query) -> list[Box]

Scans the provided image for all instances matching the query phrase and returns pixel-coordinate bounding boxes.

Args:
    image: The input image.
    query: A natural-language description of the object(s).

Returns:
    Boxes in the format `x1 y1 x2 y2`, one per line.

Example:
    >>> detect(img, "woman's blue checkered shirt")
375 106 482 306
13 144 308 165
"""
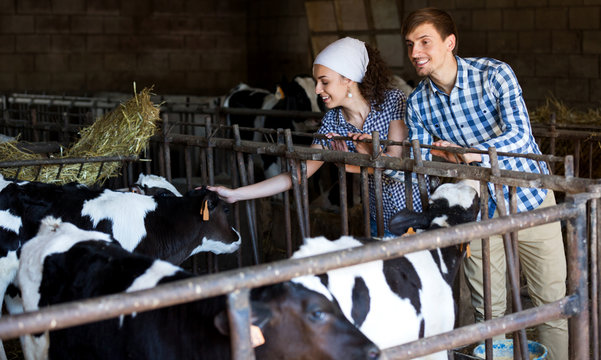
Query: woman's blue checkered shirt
406 56 549 217
313 88 424 231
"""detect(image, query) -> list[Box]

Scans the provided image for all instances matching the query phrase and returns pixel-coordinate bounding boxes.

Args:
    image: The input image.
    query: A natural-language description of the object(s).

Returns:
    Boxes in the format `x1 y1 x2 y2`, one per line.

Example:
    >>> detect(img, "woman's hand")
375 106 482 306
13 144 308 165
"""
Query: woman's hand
349 132 372 155
325 133 349 152
206 185 239 203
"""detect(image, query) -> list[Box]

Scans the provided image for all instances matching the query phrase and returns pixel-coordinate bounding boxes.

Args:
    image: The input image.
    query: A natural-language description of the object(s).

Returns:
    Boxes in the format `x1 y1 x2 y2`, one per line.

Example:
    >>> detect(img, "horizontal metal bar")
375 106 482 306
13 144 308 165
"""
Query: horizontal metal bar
0 202 580 339
0 155 139 168
383 295 579 359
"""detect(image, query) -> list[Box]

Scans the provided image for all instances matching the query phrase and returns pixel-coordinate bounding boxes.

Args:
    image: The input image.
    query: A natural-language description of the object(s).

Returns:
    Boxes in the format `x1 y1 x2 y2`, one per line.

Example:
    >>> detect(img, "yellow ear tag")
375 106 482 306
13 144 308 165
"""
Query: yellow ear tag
250 325 265 348
466 244 471 258
275 85 285 100
201 200 209 221
402 227 416 236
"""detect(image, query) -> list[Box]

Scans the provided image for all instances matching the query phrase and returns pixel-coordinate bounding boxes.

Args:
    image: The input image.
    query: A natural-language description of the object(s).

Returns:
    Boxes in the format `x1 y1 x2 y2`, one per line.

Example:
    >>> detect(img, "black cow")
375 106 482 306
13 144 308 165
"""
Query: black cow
17 218 380 360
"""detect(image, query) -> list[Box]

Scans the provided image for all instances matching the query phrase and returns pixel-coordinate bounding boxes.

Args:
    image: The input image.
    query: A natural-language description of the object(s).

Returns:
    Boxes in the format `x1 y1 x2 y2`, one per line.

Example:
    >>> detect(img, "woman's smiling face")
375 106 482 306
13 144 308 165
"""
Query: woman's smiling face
313 64 350 109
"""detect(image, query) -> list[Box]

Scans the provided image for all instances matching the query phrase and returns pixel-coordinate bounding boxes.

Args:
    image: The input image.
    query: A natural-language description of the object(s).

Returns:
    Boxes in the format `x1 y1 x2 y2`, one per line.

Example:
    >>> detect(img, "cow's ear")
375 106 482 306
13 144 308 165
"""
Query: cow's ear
250 301 272 330
130 185 144 194
389 208 431 236
213 310 230 336
213 303 272 336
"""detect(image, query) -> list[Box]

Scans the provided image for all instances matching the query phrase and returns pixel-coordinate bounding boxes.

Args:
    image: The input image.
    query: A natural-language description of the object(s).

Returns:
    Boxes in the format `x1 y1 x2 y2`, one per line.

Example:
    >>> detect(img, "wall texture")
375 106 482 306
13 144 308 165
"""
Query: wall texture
0 0 599 110
0 0 249 95
402 0 601 110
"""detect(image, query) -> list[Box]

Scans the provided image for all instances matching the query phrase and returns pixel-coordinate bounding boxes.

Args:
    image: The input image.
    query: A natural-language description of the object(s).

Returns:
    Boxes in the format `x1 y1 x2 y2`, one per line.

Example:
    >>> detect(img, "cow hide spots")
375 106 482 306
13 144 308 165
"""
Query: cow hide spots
81 191 156 252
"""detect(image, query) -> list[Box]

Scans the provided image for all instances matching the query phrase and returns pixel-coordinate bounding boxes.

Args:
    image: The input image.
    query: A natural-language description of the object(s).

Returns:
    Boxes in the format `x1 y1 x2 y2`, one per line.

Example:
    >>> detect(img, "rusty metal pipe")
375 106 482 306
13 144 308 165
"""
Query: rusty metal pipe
0 202 579 340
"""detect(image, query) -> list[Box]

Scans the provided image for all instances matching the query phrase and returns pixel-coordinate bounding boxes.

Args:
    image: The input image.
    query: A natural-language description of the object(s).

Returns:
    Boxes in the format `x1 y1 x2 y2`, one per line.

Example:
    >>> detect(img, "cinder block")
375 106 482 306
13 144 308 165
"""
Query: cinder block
487 31 518 53
50 72 86 92
103 17 134 34
86 35 120 53
456 0 482 8
485 0 514 8
184 35 217 50
0 15 35 33
167 17 202 34
0 54 34 72
457 31 487 56
569 6 600 29
590 78 601 101
554 78 589 101
86 0 120 15
503 54 536 77
517 0 547 7
503 9 534 30
51 0 86 14
583 30 601 53
0 73 16 90
69 53 103 72
35 54 70 72
152 0 186 14
549 0 584 5
535 54 569 77
519 31 551 53
71 16 103 34
36 15 70 33
51 35 86 52
535 8 568 29
552 30 581 53
169 53 201 71
17 72 51 92
16 0 51 14
0 35 14 53
472 9 502 30
104 53 136 71
568 54 599 78
519 76 556 101
16 35 51 52
136 53 169 72
451 10 472 30
0 0 15 14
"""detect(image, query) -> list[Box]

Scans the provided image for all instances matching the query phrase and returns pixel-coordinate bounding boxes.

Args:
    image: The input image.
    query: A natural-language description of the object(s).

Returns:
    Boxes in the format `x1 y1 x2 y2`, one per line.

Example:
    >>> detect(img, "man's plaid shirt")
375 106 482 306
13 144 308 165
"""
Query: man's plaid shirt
406 56 549 217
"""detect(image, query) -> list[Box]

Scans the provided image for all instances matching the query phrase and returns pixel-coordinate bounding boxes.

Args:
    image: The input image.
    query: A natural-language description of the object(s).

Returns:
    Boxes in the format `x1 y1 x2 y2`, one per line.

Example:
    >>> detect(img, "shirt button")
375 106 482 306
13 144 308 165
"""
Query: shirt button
452 102 456 105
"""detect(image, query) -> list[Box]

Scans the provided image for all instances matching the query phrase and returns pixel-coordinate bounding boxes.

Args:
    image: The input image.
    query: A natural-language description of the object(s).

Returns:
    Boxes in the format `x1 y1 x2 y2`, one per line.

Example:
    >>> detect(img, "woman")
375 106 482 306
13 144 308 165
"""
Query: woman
209 37 423 236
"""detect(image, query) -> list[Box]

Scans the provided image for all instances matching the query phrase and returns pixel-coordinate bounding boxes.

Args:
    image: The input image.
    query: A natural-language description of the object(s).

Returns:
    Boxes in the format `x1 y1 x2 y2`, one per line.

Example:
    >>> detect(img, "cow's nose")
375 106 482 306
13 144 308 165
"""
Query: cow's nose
366 345 380 359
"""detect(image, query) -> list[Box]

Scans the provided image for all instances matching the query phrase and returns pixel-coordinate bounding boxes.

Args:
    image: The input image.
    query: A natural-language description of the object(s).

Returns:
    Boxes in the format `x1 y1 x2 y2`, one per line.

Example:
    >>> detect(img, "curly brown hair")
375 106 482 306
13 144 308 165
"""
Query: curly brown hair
358 43 394 110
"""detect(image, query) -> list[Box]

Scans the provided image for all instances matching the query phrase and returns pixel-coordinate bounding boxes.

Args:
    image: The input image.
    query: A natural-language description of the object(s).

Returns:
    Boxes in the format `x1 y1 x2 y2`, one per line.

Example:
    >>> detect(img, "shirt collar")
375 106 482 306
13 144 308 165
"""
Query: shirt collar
426 55 466 95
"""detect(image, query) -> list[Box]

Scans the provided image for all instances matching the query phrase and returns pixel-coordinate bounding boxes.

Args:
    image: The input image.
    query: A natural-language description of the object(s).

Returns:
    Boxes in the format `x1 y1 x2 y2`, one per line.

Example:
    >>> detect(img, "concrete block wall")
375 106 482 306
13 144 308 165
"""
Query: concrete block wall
0 0 599 111
401 0 601 110
0 0 249 95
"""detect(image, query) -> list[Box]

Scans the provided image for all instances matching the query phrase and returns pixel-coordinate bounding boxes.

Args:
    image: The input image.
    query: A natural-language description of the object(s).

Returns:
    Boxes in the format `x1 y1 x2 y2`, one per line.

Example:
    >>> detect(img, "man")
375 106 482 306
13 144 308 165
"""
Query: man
402 8 568 359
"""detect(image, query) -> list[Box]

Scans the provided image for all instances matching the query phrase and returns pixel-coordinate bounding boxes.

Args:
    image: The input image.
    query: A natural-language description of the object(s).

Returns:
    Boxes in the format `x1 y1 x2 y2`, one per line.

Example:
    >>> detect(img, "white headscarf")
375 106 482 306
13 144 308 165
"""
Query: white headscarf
313 37 369 83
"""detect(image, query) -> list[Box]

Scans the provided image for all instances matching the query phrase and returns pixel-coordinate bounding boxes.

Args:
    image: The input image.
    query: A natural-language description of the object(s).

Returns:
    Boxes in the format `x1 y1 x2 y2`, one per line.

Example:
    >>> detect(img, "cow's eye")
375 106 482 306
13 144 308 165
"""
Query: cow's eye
309 310 327 322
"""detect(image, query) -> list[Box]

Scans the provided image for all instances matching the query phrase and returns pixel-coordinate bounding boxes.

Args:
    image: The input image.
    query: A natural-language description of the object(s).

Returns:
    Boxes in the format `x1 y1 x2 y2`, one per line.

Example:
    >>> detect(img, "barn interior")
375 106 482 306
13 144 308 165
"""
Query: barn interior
1 1 601 359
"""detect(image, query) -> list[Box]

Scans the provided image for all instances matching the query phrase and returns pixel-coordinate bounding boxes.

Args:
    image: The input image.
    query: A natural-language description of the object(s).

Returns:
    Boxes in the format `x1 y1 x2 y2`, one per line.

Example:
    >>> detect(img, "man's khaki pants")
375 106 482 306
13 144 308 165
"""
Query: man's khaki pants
463 191 568 360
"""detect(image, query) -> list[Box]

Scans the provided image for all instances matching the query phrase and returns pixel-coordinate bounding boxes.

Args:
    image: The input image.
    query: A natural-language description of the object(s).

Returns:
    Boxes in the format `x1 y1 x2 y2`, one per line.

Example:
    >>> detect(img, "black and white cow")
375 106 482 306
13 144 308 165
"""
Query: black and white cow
291 181 480 359
129 173 183 197
0 175 240 334
224 76 325 179
17 217 380 360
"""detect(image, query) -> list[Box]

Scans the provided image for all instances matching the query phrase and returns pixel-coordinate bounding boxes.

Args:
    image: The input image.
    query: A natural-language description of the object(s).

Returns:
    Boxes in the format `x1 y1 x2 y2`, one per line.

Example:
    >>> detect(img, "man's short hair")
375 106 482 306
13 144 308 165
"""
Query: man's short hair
402 8 459 55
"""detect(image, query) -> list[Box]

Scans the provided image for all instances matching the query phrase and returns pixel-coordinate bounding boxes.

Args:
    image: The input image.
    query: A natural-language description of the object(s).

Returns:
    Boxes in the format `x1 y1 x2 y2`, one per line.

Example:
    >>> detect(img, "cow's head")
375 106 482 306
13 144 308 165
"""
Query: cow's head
248 282 380 360
186 187 241 258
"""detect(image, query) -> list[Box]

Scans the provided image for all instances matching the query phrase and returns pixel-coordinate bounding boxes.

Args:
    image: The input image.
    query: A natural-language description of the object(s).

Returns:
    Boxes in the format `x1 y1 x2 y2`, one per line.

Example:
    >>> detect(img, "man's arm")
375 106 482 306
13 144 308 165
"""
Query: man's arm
470 63 534 166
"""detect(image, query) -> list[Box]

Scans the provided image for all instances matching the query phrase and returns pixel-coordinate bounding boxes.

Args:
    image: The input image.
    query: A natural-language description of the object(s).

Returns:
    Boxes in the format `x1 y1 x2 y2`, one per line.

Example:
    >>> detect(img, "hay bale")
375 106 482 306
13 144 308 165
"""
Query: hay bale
0 86 160 186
